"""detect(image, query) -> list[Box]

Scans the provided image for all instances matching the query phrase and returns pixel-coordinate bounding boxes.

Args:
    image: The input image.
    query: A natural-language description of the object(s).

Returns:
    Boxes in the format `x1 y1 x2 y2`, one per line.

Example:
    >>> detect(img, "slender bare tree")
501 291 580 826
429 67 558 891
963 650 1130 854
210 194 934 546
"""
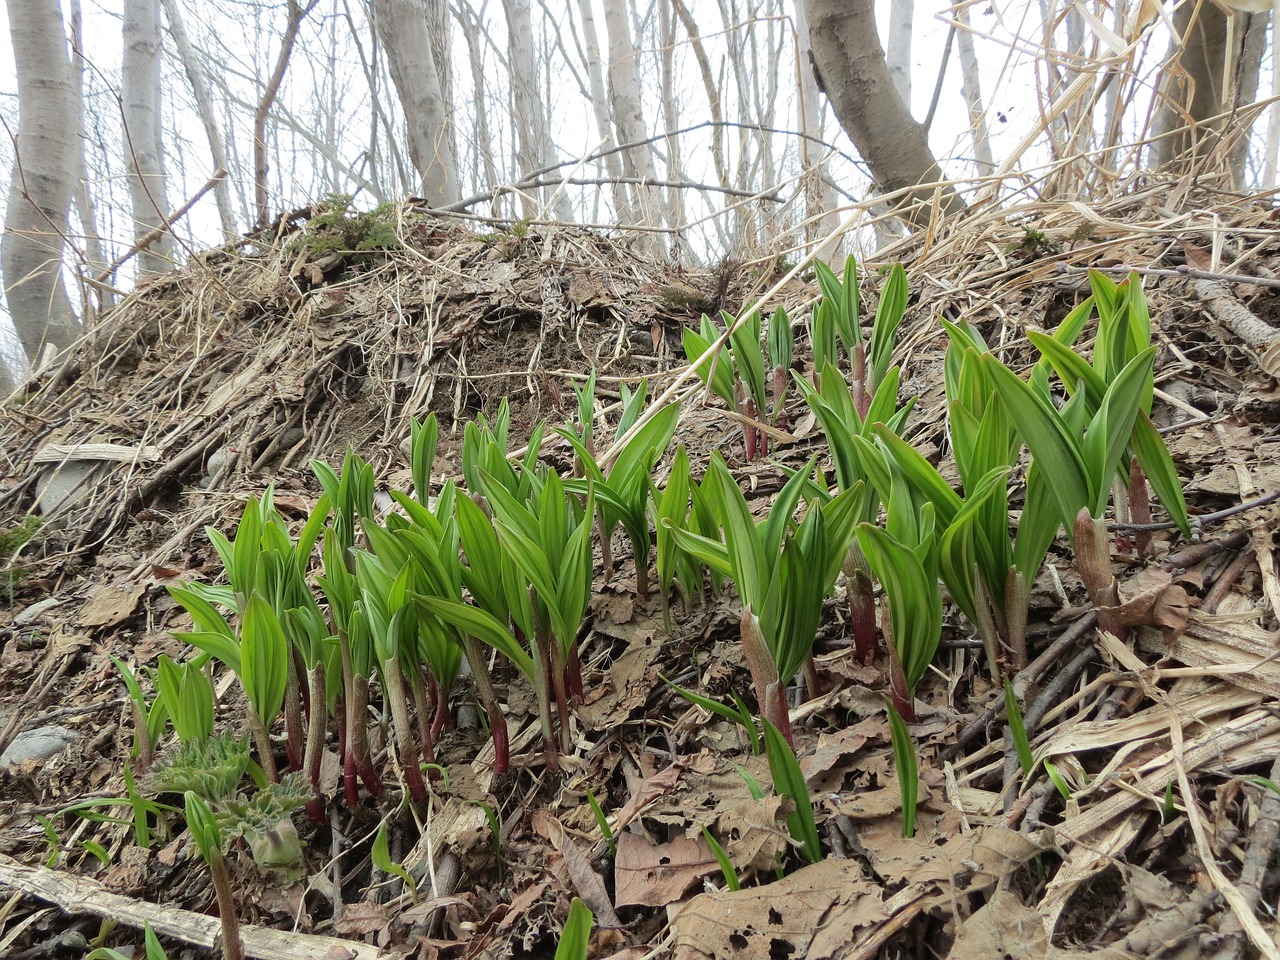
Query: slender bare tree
502 0 573 220
371 0 458 204
254 0 317 227
886 0 914 105
123 0 172 274
3 0 80 389
803 0 964 223
603 0 660 235
160 0 237 238
954 2 993 176
575 0 633 222
793 0 839 254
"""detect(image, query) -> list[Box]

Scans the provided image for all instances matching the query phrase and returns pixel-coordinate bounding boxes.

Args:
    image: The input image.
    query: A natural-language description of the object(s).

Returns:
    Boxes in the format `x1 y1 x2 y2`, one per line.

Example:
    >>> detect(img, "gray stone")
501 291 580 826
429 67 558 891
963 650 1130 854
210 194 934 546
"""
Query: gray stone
0 725 77 765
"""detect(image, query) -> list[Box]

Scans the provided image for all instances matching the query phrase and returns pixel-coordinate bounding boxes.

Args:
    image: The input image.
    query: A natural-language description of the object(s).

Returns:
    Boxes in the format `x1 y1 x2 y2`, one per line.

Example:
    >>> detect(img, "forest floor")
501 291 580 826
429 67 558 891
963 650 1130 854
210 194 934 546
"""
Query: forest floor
1 183 1280 960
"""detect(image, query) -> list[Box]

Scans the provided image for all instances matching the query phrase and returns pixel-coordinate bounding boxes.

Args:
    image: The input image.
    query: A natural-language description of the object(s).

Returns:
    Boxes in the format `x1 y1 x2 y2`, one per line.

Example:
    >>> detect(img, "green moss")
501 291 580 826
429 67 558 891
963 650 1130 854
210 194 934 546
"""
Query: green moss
0 515 41 559
287 192 402 259
1005 225 1061 260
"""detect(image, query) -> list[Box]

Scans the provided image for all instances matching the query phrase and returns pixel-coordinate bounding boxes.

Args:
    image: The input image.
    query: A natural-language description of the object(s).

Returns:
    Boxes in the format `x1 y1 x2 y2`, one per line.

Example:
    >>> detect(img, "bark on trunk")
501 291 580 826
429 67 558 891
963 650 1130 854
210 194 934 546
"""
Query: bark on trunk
576 0 633 223
802 0 964 225
371 0 459 204
122 0 172 276
502 0 573 221
603 0 660 244
161 0 238 239
792 0 840 257
3 0 79 375
1152 0 1231 177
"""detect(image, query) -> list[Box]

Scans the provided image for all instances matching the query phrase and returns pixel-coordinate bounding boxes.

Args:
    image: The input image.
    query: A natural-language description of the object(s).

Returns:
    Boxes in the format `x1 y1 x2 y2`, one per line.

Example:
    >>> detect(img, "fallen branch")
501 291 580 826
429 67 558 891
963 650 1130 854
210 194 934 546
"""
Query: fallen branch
0 852 381 960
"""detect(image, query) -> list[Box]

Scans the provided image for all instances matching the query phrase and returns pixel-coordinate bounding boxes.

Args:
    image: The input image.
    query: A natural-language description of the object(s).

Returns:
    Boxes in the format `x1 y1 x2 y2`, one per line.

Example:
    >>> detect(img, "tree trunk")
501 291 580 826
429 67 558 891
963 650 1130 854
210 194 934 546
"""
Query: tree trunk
254 0 316 227
954 2 993 176
371 0 458 204
68 0 108 306
802 0 964 225
1152 0 1231 177
3 0 79 377
603 0 659 241
123 0 172 275
502 0 573 221
793 0 840 258
576 0 633 223
886 0 913 105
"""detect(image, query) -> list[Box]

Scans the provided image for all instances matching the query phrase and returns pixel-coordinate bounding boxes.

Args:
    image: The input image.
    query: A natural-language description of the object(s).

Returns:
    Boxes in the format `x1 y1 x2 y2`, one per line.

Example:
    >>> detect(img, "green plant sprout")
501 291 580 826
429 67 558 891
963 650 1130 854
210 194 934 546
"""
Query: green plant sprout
982 344 1157 639
766 306 794 432
63 764 177 850
555 898 594 960
313 452 384 804
1004 678 1034 778
481 470 595 769
585 787 616 855
702 825 741 890
794 362 914 665
855 490 942 723
112 655 167 768
153 655 215 745
184 791 243 960
666 453 860 744
665 676 761 754
560 389 680 599
886 703 918 838
1032 271 1190 552
683 312 771 460
762 720 820 864
85 922 171 960
372 820 418 902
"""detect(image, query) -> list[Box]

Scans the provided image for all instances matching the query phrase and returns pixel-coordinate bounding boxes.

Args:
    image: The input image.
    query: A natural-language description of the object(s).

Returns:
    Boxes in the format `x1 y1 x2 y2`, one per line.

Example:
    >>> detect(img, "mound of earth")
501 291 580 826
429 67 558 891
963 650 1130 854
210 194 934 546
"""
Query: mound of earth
1 187 1279 959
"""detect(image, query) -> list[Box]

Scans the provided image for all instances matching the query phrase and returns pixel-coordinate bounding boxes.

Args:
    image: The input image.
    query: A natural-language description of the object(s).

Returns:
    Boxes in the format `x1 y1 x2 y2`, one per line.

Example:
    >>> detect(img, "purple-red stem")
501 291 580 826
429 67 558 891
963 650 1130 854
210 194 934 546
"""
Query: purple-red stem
1130 458 1152 556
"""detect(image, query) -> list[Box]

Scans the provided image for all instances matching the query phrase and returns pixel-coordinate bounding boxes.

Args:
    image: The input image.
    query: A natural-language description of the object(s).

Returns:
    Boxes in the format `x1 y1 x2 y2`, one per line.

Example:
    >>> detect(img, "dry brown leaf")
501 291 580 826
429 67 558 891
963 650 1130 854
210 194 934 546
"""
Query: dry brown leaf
715 795 790 872
332 900 392 937
614 831 717 908
668 858 883 960
77 581 146 628
532 811 621 927
945 888 1047 960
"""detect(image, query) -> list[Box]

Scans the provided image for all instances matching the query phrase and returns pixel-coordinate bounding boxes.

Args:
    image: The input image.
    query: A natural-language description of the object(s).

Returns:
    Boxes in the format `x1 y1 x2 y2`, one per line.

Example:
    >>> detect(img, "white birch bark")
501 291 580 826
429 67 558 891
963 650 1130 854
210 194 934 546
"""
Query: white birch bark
3 0 79 375
371 0 459 204
603 0 658 229
657 0 686 252
161 0 237 239
456 2 500 197
886 0 914 107
68 0 107 293
502 0 573 220
123 0 173 275
954 2 993 176
575 0 632 222
793 0 839 256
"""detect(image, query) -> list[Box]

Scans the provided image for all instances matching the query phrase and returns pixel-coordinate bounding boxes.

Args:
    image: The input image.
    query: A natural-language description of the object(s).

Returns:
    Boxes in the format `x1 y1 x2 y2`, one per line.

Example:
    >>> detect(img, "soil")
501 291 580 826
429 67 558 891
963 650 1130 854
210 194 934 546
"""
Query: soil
1 188 1279 960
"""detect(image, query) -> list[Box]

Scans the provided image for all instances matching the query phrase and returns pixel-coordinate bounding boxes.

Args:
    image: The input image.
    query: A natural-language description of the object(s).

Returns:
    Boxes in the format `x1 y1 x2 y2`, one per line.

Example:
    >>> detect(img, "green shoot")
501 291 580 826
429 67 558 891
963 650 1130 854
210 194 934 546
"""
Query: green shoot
665 676 761 754
85 922 171 960
372 820 418 902
702 826 741 891
886 703 918 838
1004 678 1034 777
555 898 594 960
762 720 820 864
184 791 242 960
585 788 616 855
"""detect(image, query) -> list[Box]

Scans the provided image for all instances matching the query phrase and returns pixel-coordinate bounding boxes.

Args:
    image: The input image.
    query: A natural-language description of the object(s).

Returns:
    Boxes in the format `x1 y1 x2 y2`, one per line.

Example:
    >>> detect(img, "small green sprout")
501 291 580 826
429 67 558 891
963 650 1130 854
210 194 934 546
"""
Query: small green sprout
886 703 918 838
